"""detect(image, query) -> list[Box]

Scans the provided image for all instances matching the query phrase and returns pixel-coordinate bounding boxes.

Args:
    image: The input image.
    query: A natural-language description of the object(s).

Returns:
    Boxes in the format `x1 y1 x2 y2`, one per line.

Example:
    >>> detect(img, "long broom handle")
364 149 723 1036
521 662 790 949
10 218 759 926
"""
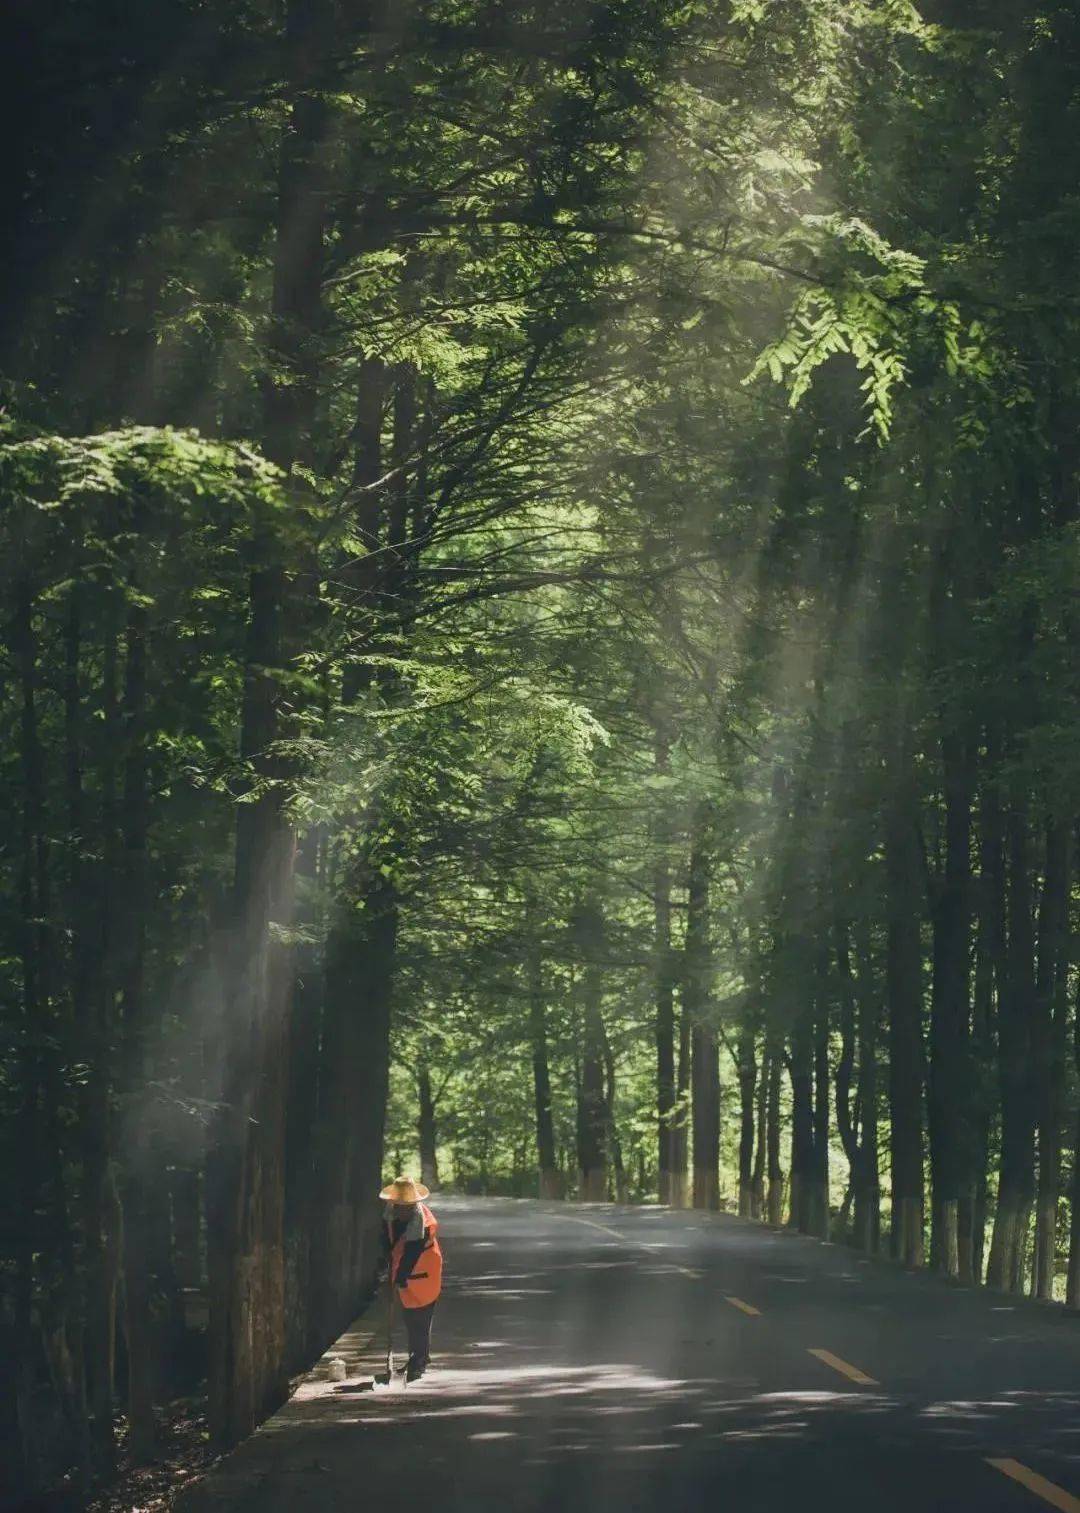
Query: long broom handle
385 1276 395 1375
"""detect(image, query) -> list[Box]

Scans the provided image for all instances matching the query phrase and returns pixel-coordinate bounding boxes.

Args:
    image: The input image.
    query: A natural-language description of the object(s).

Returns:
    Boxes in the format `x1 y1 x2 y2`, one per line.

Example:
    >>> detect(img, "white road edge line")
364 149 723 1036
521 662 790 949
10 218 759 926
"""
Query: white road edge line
557 1213 702 1279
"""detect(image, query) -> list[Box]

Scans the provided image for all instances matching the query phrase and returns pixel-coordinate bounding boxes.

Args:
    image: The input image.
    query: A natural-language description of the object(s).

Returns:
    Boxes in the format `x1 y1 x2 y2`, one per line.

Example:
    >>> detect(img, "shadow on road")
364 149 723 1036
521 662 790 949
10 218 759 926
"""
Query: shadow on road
176 1199 1080 1512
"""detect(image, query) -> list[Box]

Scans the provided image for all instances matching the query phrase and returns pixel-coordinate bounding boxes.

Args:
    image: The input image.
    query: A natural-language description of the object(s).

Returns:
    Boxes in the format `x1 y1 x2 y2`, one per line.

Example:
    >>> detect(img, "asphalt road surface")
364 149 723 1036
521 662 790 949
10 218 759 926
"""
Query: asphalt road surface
178 1197 1080 1513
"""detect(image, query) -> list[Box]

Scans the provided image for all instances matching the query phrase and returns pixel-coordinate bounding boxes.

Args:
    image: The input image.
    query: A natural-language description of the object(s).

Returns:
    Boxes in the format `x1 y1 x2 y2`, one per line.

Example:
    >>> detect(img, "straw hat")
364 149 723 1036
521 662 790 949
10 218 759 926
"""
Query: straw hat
379 1175 430 1203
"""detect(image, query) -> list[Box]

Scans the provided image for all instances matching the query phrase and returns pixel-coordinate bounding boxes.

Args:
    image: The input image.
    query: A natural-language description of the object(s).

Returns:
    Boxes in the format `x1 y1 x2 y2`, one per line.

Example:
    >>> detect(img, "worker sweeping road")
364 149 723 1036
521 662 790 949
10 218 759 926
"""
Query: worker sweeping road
376 1176 443 1382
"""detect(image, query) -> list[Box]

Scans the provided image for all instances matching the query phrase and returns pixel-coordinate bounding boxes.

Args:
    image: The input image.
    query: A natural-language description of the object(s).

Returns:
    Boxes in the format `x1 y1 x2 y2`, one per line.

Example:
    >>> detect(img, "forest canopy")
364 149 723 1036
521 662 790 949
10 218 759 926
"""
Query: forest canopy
3 0 1080 1505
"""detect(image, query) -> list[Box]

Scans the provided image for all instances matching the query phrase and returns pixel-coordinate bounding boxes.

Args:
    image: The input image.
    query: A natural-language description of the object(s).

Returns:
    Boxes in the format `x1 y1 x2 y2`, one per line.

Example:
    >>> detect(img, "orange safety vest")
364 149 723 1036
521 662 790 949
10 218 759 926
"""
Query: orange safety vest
386 1202 443 1309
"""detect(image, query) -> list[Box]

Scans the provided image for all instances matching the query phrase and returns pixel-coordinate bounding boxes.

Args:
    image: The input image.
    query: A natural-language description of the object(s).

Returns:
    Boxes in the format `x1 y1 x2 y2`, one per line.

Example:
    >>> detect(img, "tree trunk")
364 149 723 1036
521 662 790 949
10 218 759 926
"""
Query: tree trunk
789 1006 814 1233
751 1037 767 1219
579 995 608 1201
575 905 608 1202
1032 821 1070 1300
284 825 323 1369
836 914 880 1248
1068 875 1080 1308
653 728 677 1205
655 857 676 1206
99 570 124 1417
853 917 881 1254
925 535 975 1279
737 1027 757 1218
313 865 397 1352
118 595 159 1460
692 1023 720 1211
1067 1105 1080 1309
968 756 1004 1286
987 805 1037 1293
599 1015 628 1203
885 749 925 1267
765 1040 784 1226
671 1006 691 1208
418 1061 440 1191
927 752 974 1279
207 0 332 1448
17 570 81 1484
12 575 46 1494
65 578 116 1473
528 942 559 1198
810 958 831 1240
835 918 858 1178
685 812 718 1210
206 561 297 1446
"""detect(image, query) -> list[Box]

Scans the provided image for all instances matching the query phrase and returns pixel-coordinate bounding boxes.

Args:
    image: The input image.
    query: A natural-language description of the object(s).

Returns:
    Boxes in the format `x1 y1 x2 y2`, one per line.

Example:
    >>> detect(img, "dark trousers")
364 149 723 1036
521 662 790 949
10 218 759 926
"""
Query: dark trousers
403 1301 436 1369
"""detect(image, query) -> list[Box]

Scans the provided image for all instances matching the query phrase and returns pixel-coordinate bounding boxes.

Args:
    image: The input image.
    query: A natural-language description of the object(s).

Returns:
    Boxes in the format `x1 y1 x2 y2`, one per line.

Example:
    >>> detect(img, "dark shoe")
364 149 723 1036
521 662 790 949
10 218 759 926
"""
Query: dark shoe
405 1360 426 1382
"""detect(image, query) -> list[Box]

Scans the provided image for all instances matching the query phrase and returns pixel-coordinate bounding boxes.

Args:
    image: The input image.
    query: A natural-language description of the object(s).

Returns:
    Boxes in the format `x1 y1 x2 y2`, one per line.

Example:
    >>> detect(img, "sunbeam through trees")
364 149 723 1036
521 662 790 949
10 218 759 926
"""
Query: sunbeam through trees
3 1 1080 1508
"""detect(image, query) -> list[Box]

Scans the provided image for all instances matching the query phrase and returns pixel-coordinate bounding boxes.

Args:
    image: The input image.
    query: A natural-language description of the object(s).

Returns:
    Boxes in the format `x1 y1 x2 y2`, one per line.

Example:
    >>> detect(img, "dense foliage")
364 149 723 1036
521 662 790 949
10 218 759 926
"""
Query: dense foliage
4 0 1080 1504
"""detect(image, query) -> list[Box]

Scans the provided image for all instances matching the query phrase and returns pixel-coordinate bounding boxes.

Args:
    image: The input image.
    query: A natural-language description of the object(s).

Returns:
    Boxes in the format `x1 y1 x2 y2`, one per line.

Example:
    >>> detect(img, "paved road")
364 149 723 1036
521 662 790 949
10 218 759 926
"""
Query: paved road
179 1198 1080 1512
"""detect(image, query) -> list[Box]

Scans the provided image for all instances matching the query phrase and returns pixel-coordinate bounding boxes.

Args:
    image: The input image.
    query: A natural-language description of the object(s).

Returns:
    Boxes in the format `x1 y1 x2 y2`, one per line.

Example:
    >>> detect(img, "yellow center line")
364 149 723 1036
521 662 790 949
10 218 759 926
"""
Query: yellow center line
988 1459 1080 1512
558 1214 702 1279
807 1348 878 1386
724 1295 761 1317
